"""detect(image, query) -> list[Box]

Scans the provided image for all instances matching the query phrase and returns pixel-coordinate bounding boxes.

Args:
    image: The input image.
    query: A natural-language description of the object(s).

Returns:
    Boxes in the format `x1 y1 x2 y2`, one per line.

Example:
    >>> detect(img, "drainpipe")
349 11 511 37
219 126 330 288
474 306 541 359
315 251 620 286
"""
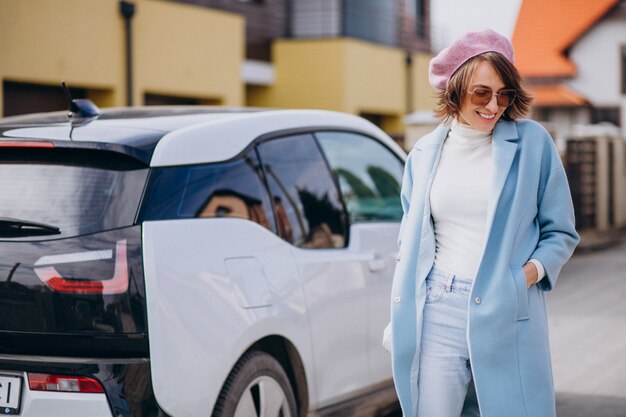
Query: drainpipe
284 0 292 38
120 1 136 106
405 51 413 115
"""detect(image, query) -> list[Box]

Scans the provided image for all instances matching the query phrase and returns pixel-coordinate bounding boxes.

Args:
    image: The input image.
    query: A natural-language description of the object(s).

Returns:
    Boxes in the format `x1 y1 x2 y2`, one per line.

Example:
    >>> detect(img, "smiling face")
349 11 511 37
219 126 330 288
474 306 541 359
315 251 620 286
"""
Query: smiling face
458 60 507 132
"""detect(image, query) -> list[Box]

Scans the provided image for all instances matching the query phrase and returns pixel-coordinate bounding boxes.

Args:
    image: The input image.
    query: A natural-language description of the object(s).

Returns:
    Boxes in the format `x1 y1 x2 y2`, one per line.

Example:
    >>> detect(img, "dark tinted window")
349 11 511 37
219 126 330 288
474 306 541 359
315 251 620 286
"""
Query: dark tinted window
257 134 347 249
140 152 275 231
316 131 403 222
343 0 397 45
0 148 148 239
415 0 427 36
590 106 620 127
3 81 86 116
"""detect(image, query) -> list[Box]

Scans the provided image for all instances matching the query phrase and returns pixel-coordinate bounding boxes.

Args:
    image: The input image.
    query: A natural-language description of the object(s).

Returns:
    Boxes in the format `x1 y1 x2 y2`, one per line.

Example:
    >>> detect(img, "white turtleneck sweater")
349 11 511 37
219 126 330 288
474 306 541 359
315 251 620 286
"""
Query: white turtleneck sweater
430 122 492 279
430 121 545 281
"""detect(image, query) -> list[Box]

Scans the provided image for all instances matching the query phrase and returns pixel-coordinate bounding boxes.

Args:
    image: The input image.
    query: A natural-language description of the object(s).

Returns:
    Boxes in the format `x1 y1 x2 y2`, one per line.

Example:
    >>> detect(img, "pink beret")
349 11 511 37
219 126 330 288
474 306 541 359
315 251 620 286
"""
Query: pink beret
429 29 515 91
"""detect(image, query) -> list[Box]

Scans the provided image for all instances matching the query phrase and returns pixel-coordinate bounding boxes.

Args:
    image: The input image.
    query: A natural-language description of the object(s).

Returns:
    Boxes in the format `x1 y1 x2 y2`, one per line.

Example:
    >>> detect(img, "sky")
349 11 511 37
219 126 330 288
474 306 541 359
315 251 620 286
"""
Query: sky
430 0 523 52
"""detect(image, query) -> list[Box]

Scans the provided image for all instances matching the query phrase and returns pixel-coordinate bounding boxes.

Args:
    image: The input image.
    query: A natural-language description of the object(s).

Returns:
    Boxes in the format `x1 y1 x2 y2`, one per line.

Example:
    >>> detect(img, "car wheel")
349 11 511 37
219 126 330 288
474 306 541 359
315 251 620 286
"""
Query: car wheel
212 351 298 417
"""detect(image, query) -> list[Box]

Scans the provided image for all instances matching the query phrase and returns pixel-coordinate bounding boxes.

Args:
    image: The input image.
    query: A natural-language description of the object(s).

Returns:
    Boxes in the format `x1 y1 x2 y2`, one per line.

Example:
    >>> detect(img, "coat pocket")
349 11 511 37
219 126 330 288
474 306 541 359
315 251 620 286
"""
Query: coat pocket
511 267 530 321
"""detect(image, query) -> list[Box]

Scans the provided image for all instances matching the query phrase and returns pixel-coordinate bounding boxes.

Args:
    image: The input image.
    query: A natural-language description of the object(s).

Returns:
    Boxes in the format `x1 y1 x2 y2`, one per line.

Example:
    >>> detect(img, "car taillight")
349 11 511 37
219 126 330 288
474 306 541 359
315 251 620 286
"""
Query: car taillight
27 373 104 393
33 240 128 295
0 141 55 148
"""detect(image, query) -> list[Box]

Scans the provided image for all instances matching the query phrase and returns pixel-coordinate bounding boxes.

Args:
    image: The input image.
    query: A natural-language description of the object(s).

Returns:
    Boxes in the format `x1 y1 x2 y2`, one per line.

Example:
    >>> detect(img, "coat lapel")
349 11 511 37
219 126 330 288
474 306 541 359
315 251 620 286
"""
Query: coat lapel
414 124 448 153
413 124 449 198
412 125 448 280
484 121 519 241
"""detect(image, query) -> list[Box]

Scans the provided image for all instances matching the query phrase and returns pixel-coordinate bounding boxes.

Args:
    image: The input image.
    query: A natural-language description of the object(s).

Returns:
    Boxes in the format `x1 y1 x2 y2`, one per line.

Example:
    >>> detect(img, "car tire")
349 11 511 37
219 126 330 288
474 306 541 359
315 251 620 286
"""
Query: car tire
212 351 298 417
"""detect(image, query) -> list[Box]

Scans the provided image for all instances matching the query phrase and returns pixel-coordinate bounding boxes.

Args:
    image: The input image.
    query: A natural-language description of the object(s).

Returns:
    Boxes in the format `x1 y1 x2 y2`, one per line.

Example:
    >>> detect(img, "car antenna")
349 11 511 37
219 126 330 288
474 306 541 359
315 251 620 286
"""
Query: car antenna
61 81 74 119
60 81 74 140
61 81 101 140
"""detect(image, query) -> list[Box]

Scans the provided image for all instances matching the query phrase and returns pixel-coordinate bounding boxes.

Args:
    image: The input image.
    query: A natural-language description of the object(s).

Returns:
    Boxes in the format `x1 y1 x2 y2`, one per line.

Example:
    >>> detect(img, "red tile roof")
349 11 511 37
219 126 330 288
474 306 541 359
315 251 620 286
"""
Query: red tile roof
512 0 619 78
527 84 588 107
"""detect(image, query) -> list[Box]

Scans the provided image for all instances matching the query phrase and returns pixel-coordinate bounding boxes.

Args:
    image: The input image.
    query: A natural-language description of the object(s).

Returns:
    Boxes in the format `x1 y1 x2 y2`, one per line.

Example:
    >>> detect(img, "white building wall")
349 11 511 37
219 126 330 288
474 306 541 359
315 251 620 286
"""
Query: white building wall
537 107 590 154
567 16 626 106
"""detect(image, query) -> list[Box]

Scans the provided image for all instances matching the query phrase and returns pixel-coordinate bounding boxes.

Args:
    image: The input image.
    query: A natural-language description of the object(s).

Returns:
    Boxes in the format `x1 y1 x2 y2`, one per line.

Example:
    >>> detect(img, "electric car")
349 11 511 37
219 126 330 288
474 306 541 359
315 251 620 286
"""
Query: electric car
0 104 405 417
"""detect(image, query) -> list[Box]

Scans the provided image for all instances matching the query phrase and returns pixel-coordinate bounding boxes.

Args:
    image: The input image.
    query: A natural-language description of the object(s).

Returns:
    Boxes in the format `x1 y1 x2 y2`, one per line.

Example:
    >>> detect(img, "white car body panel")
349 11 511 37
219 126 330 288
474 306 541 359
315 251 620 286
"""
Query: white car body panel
0 107 407 417
289 244 371 406
10 371 112 417
141 115 405 415
21 391 112 417
143 220 400 416
150 110 405 166
142 219 317 417
350 223 399 383
295 223 399 408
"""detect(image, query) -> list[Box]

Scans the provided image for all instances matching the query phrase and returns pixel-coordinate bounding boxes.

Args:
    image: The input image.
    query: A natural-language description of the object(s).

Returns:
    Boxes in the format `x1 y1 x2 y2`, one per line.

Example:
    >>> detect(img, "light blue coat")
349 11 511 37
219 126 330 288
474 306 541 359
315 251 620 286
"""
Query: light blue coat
390 119 580 417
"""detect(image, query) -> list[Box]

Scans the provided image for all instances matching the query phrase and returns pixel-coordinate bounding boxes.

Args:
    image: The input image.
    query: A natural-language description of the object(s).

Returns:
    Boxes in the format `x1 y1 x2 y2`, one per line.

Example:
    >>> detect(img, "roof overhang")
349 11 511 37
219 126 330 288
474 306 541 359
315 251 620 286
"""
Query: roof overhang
528 84 588 107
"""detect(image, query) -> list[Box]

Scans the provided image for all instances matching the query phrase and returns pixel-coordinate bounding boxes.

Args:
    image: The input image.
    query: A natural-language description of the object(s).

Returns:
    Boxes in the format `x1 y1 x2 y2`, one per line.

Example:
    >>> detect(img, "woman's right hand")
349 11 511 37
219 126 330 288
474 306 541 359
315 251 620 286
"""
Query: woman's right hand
522 262 538 288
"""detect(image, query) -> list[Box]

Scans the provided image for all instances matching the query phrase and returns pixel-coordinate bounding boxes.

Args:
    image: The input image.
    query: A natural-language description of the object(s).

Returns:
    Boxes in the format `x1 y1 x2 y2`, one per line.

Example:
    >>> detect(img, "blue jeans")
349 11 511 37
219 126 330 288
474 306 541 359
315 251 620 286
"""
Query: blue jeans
417 267 481 417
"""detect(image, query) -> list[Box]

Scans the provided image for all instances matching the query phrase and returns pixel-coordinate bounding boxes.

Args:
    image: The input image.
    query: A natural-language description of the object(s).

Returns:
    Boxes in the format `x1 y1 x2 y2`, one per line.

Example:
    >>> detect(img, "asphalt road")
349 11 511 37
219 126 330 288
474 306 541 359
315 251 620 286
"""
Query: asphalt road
550 235 626 417
384 234 626 417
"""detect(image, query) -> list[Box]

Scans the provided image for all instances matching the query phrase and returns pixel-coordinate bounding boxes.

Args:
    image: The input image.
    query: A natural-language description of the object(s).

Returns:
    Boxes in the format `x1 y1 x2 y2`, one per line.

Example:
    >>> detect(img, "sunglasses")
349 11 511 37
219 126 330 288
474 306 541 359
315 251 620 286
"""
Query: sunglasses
466 87 516 107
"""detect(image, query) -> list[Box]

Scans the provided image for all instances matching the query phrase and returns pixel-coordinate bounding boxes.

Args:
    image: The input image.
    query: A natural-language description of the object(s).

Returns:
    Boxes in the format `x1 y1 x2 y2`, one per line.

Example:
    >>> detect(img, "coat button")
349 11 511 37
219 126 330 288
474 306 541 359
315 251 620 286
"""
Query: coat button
474 297 481 305
394 296 401 303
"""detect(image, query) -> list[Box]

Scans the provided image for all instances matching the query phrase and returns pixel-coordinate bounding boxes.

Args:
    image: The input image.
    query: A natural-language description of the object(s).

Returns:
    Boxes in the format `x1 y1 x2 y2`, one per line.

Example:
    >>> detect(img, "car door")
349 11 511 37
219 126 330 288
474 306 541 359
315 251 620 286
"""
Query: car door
255 133 371 407
316 131 404 383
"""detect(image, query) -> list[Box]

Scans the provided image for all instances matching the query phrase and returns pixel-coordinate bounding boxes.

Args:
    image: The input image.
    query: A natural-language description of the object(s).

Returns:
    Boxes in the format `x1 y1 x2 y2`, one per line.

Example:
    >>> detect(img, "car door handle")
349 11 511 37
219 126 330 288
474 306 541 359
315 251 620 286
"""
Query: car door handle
368 258 386 272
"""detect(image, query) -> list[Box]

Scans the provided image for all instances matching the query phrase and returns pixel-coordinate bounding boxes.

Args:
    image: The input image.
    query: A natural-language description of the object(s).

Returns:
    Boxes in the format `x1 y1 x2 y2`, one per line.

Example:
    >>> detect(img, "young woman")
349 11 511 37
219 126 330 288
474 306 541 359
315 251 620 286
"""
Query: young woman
385 29 579 417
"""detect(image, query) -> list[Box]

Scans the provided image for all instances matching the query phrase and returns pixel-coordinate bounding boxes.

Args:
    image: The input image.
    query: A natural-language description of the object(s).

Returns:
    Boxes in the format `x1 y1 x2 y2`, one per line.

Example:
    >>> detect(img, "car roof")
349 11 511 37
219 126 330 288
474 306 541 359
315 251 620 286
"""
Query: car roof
0 106 405 166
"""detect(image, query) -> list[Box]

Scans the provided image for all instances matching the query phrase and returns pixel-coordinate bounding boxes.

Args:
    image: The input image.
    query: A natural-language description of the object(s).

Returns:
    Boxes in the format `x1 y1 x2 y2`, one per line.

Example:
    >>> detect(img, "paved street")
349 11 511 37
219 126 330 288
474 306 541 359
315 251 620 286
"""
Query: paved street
550 234 626 417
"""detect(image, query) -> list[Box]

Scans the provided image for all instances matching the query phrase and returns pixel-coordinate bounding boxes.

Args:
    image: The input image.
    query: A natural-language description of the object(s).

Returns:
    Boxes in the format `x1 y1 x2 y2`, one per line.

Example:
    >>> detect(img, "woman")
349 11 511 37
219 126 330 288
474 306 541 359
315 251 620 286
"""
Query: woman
385 29 579 417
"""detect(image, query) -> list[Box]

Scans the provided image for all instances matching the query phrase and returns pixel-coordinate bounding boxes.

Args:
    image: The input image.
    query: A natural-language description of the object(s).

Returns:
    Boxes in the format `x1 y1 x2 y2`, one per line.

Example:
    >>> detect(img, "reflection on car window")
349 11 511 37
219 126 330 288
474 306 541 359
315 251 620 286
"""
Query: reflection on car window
257 134 347 249
0 148 147 238
139 152 275 231
316 131 403 222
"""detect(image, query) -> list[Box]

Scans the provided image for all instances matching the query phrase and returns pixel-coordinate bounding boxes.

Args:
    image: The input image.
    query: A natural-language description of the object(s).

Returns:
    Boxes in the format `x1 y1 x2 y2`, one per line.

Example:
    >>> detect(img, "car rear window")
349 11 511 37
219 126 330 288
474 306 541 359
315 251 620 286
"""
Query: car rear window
0 148 148 239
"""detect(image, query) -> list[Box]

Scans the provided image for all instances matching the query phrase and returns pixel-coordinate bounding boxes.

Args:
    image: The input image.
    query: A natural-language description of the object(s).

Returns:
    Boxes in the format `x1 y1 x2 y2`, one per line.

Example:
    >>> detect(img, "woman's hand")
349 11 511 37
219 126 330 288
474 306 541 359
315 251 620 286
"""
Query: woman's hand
523 262 538 288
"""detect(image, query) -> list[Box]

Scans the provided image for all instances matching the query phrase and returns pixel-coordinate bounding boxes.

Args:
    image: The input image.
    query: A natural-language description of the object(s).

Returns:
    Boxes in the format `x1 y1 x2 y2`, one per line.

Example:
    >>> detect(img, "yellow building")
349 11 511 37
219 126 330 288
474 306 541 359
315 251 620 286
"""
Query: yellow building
0 0 244 115
247 38 435 138
0 0 437 141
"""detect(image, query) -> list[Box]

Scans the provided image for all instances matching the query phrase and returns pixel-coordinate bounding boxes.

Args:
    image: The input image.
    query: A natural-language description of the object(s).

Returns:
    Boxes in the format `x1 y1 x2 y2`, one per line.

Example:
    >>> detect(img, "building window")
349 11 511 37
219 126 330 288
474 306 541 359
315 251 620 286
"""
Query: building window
144 93 199 106
590 106 621 126
343 0 397 45
143 93 220 106
415 0 426 37
533 107 551 122
3 81 86 117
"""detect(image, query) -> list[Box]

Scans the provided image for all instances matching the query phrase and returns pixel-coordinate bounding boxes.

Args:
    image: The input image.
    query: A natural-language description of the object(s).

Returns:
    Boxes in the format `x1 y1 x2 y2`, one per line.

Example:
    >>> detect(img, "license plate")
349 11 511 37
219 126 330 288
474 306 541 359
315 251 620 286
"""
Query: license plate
0 375 22 415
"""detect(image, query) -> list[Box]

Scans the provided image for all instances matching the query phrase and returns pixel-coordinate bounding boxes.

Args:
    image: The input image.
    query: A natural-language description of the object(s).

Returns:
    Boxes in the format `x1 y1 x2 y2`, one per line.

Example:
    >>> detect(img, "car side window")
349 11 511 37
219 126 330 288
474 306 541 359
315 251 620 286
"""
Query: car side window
256 134 347 249
139 151 276 231
316 131 404 222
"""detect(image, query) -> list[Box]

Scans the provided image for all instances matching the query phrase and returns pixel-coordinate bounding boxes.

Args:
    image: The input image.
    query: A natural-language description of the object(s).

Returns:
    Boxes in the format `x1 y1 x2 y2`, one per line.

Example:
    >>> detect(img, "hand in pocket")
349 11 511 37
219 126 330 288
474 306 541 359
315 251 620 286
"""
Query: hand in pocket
522 262 538 288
